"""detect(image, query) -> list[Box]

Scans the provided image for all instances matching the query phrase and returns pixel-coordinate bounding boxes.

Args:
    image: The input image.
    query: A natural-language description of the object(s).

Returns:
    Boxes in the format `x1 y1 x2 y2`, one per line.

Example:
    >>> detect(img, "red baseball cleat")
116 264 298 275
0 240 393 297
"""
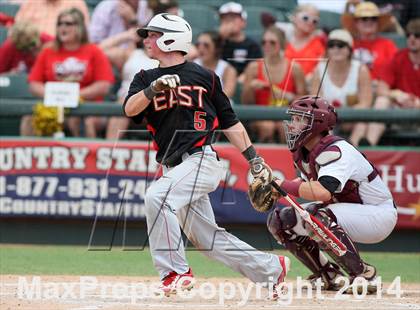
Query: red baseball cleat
271 255 291 300
156 268 195 296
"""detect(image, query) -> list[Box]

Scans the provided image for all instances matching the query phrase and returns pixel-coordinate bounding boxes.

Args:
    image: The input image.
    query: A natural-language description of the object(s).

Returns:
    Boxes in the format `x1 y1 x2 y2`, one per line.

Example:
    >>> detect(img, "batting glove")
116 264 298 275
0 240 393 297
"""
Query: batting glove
151 74 181 92
249 156 272 184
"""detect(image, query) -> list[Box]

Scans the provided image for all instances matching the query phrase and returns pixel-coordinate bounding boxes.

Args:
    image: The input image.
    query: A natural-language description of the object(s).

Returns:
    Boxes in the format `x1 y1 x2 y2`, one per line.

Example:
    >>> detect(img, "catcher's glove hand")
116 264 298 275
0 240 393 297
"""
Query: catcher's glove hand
248 177 280 213
151 74 180 92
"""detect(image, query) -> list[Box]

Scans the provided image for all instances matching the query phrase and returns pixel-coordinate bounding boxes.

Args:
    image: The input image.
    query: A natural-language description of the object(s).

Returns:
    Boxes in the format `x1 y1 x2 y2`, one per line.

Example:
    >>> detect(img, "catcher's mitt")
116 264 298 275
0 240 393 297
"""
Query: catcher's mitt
248 177 280 213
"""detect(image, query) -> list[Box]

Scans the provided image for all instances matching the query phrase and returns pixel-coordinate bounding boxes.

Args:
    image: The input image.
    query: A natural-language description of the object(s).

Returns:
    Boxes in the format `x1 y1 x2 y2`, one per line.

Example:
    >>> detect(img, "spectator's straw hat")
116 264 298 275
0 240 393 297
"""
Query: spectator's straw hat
328 29 353 47
219 2 247 20
341 2 392 34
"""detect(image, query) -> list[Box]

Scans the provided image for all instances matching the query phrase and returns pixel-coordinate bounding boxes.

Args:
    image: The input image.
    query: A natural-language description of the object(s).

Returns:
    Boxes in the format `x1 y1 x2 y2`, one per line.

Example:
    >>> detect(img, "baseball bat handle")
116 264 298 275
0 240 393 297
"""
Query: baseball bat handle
270 180 288 197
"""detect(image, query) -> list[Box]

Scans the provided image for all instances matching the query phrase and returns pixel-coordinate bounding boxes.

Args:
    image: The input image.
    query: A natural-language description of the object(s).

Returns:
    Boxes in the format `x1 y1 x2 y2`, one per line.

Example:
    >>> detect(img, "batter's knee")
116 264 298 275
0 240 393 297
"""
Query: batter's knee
267 206 297 243
144 183 167 213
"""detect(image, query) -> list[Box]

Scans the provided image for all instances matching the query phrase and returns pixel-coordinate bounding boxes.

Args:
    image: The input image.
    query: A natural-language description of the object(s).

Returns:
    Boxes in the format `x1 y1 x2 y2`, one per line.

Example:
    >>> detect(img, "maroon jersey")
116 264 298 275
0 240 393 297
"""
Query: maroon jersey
123 61 239 165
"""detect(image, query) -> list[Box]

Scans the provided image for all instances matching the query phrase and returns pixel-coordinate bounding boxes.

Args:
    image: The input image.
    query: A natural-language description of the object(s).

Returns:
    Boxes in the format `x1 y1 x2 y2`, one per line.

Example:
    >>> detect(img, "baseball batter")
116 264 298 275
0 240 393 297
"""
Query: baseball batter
123 13 289 296
260 96 397 293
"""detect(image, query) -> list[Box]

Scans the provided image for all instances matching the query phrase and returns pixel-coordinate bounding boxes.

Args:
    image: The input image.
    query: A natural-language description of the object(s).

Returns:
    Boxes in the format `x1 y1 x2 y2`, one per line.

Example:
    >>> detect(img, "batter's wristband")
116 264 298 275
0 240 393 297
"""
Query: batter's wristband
242 145 258 161
281 180 302 197
143 85 158 100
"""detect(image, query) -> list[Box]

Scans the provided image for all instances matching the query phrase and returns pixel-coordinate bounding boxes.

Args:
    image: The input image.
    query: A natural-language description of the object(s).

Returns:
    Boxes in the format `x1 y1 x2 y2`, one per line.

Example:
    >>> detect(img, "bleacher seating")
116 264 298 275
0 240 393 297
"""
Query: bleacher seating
0 73 34 99
0 73 33 136
182 4 218 38
381 32 407 49
0 2 19 17
318 10 342 32
245 6 287 35
254 0 297 12
0 0 415 145
179 0 295 11
0 26 7 44
85 0 102 12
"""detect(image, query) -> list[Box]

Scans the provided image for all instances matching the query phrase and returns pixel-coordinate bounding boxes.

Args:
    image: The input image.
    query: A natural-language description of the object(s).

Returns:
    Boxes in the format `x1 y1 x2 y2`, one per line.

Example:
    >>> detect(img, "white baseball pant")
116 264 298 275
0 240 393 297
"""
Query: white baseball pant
292 200 397 244
144 145 283 282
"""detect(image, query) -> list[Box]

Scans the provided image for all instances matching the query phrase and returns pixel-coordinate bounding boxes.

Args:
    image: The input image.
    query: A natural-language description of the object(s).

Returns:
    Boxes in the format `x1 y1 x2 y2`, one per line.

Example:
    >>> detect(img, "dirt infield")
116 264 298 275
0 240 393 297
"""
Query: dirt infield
1 275 419 310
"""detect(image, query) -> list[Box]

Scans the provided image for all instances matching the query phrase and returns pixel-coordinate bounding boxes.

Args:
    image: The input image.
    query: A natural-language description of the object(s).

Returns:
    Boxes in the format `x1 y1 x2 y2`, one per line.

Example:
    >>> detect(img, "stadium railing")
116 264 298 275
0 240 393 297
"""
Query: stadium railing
0 99 419 122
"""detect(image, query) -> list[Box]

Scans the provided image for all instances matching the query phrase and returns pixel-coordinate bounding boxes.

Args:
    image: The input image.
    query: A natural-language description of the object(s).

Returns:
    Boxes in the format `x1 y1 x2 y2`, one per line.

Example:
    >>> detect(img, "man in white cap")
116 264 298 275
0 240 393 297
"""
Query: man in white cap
218 1 262 78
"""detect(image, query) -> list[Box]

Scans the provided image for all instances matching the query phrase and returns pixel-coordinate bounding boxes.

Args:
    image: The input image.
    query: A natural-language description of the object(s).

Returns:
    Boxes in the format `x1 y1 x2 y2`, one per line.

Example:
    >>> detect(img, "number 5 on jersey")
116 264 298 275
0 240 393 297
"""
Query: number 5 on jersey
194 111 207 130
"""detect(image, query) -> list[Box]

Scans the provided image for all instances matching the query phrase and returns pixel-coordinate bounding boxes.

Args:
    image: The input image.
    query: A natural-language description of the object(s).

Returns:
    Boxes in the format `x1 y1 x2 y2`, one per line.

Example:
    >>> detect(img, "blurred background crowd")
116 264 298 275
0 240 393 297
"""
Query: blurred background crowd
0 0 419 146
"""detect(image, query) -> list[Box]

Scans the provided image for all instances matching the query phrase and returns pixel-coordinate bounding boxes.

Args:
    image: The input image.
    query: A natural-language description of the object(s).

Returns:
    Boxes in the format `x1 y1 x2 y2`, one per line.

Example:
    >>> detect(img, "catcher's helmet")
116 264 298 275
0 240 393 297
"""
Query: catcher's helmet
137 13 192 54
284 96 337 151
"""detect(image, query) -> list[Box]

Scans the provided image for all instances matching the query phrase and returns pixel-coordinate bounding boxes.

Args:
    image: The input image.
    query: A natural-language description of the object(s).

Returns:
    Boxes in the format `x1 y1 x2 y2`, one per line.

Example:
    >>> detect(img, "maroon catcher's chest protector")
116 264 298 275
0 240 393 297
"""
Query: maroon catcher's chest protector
292 135 378 204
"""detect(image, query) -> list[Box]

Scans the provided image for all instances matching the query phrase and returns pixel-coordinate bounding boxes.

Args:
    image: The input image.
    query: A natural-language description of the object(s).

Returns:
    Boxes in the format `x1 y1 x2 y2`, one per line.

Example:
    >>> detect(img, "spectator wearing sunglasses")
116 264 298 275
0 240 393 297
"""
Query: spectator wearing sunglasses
360 18 420 146
242 26 305 143
342 2 397 83
0 21 53 74
23 8 114 137
194 31 237 100
311 29 373 146
284 4 326 80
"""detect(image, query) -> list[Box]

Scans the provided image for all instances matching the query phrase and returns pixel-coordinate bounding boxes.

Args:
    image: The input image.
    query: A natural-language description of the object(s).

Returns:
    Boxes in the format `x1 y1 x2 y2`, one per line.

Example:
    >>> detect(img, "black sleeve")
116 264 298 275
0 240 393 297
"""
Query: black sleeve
318 176 341 194
211 73 239 129
122 70 149 123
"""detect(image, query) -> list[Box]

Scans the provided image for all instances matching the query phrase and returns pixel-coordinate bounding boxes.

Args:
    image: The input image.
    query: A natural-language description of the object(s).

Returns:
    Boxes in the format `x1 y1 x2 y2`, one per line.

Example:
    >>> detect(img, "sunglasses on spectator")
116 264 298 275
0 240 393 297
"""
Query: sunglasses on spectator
357 16 379 22
300 14 319 25
196 41 211 48
327 40 348 49
406 32 420 39
262 39 277 46
57 21 77 27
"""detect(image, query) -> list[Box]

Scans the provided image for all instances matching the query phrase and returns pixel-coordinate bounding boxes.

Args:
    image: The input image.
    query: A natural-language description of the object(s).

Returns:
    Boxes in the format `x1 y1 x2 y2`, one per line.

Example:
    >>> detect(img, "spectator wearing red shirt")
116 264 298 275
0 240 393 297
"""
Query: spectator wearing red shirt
23 8 114 137
283 4 326 80
0 22 53 74
242 26 305 143
361 18 420 146
342 1 398 81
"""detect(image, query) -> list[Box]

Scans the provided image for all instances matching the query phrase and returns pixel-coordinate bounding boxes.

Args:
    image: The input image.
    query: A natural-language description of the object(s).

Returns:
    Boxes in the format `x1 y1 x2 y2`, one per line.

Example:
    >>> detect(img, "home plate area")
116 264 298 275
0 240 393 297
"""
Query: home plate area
1 275 419 310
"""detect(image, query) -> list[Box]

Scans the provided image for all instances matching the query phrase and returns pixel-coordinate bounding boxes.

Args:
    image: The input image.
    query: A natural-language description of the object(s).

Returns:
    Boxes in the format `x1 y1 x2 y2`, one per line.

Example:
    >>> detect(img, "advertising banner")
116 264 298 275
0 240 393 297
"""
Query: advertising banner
0 139 419 229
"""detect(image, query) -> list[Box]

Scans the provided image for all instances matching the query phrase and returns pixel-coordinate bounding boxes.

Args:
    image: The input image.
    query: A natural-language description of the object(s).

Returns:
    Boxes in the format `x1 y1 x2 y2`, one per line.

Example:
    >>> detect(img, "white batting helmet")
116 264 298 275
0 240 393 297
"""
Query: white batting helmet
137 13 192 54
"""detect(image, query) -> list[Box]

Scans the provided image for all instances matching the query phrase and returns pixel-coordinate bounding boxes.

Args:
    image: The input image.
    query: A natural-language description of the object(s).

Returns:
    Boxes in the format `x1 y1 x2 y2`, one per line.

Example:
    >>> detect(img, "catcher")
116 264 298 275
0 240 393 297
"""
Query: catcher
249 96 397 293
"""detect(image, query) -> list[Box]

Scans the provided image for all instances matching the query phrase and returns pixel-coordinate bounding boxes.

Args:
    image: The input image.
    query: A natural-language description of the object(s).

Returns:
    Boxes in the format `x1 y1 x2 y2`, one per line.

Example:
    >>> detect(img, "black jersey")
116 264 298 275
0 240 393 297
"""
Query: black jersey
123 61 239 165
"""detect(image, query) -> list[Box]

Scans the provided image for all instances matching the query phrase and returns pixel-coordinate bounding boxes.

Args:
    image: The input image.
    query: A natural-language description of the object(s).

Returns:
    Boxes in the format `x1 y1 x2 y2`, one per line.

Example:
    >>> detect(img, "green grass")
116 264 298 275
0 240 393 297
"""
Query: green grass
0 245 419 283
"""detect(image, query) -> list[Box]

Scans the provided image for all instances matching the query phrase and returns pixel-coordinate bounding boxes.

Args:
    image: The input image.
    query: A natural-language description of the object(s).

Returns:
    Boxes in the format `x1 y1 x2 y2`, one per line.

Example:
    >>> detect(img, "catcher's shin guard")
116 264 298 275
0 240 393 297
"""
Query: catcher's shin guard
267 207 344 290
311 208 365 277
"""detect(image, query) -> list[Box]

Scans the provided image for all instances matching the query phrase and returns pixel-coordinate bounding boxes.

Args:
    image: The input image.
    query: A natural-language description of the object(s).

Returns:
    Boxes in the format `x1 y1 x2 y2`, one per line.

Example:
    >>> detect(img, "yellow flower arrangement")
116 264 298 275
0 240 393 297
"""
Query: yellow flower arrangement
32 103 63 136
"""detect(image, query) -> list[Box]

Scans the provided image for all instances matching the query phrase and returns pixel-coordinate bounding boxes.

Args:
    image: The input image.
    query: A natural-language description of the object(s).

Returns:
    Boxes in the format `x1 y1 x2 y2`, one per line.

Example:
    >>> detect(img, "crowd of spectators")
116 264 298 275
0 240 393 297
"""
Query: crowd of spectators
0 0 419 145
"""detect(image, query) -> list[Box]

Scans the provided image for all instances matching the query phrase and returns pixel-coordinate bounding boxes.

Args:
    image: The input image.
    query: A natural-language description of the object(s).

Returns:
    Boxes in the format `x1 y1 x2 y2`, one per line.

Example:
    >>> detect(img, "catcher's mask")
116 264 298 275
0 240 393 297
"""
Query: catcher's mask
284 96 337 151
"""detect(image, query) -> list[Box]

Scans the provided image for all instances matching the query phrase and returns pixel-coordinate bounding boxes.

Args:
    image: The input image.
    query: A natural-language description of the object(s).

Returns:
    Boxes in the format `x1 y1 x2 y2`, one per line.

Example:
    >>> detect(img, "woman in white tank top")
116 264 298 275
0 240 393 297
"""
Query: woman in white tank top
311 29 372 146
194 31 237 99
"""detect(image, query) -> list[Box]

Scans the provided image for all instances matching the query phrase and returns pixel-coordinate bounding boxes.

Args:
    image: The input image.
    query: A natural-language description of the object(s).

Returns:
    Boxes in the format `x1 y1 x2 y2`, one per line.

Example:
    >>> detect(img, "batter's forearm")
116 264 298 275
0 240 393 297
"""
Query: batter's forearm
223 122 252 152
124 91 151 117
